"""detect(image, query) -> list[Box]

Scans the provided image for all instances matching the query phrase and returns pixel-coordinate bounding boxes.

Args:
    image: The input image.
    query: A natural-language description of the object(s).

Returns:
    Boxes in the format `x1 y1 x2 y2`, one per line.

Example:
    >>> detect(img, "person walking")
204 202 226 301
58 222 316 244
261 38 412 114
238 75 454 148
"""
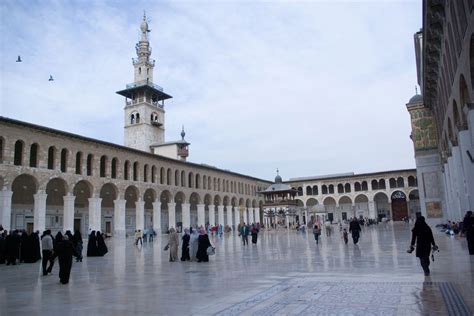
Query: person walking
409 216 438 276
240 223 249 246
135 230 143 246
251 224 259 245
462 211 474 255
196 227 212 262
342 228 349 245
312 224 321 245
181 228 191 261
167 228 179 262
72 230 83 262
56 234 75 284
189 228 199 261
349 217 362 244
5 230 20 266
41 230 54 275
96 231 108 256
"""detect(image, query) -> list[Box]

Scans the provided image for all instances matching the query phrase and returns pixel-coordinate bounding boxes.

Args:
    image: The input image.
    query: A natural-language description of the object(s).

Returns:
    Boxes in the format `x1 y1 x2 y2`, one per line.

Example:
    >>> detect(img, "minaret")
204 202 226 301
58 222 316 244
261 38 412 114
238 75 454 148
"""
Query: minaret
116 13 172 152
177 126 190 161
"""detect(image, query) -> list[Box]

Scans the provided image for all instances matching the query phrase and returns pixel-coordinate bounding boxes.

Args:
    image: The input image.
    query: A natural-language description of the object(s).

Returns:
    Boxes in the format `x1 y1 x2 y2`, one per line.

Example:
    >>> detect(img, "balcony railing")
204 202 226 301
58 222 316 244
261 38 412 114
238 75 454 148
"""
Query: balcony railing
126 80 163 92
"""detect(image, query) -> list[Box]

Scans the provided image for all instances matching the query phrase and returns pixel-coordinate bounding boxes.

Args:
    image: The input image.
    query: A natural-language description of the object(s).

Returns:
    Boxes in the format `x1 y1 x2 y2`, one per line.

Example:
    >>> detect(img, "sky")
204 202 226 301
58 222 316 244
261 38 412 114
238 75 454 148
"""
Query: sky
0 0 422 182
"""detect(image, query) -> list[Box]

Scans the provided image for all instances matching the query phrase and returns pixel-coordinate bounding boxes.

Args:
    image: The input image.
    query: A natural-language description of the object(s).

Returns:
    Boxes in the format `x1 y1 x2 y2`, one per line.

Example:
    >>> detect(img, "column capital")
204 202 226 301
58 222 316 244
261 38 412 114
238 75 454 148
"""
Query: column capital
152 201 162 208
114 199 126 206
182 203 191 208
63 194 75 202
197 203 206 209
136 199 145 207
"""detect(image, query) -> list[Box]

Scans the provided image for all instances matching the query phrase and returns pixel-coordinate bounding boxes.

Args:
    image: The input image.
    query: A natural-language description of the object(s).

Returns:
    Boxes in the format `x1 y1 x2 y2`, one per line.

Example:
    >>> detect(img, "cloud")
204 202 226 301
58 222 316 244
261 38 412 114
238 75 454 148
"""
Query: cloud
0 0 421 181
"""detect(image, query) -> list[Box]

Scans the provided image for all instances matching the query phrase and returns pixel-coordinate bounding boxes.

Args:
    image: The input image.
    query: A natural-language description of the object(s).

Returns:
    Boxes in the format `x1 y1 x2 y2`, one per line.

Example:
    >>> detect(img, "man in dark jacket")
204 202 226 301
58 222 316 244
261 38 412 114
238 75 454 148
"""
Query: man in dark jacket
349 218 361 244
463 211 474 255
410 216 438 276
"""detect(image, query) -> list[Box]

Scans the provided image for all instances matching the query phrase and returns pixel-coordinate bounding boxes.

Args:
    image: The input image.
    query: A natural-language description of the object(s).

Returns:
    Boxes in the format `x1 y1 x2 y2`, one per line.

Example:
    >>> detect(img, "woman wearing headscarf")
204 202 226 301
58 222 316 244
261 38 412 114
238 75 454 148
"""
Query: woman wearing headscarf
251 224 259 245
409 216 438 276
196 227 212 262
189 228 199 261
31 231 42 262
87 230 99 257
56 234 75 284
167 228 179 262
181 228 190 261
96 231 108 256
72 230 83 262
20 231 29 263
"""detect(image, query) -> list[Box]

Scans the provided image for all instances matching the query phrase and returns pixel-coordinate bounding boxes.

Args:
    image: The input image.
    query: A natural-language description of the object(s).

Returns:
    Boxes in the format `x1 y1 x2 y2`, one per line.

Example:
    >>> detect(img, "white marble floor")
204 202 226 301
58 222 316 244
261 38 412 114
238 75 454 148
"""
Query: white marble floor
0 223 473 315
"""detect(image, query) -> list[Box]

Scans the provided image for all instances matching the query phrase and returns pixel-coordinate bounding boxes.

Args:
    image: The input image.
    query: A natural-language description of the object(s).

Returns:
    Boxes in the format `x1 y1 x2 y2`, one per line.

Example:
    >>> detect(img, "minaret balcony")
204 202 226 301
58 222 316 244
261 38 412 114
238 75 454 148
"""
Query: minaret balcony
126 80 163 91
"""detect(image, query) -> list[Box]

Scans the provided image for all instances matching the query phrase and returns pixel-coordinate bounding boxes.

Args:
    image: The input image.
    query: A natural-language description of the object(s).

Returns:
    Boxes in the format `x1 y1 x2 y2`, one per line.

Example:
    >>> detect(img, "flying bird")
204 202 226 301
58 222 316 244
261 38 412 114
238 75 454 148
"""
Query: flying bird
48 75 54 81
16 55 22 62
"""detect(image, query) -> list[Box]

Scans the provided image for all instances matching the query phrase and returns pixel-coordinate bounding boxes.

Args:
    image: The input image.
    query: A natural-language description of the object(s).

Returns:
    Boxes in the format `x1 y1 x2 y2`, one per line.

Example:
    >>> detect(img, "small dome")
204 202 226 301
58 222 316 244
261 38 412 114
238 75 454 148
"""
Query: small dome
275 172 282 184
408 94 423 103
140 20 148 33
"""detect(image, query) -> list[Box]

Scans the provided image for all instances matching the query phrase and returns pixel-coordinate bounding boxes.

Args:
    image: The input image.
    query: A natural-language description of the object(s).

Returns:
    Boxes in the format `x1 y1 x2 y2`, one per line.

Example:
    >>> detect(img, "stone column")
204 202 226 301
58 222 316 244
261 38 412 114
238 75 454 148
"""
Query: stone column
182 203 191 230
197 204 205 227
114 199 126 237
135 199 145 232
63 194 75 232
209 206 216 226
255 208 261 224
0 190 13 231
226 207 233 228
234 207 240 228
33 192 47 233
249 208 255 224
152 201 161 235
88 197 102 232
447 155 461 219
452 146 468 218
368 201 376 219
168 202 176 229
218 205 225 226
243 208 248 224
459 130 474 212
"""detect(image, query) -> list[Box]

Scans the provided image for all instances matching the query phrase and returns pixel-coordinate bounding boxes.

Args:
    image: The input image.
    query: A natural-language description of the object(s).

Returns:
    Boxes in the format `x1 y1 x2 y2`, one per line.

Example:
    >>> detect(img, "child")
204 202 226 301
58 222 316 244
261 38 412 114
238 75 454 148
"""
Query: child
342 228 348 244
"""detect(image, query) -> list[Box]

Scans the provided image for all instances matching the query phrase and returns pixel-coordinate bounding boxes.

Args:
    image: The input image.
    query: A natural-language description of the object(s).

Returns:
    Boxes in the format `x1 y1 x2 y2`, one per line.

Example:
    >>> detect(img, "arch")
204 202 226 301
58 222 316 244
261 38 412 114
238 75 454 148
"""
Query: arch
344 183 351 193
160 190 172 204
323 196 336 214
322 185 328 194
151 165 156 183
389 178 396 188
374 191 390 220
338 196 352 205
354 182 361 191
204 194 213 206
166 168 172 185
238 197 245 207
60 148 68 172
252 199 257 208
160 190 172 232
323 196 336 206
208 177 212 190
379 179 386 189
46 177 68 206
14 140 24 166
354 194 369 203
203 175 207 190
306 198 318 208
86 154 93 176
408 176 417 187
143 188 157 212
75 152 82 175
133 161 139 181
408 189 419 201
100 183 119 209
29 143 39 167
160 167 165 185
223 195 230 206
125 185 139 209
100 155 107 177
453 100 461 130
12 174 39 205
135 112 140 123
73 180 93 209
306 186 313 195
396 177 404 188
312 185 318 195
175 191 186 204
176 170 181 187
111 158 118 179
47 146 56 169
371 179 378 190
245 198 251 208
195 174 200 189
190 192 201 205
361 181 368 191
297 186 303 196
328 184 334 194
337 183 344 194
231 196 237 207
295 199 304 207
188 172 194 188
124 160 130 180
390 190 408 221
214 194 222 206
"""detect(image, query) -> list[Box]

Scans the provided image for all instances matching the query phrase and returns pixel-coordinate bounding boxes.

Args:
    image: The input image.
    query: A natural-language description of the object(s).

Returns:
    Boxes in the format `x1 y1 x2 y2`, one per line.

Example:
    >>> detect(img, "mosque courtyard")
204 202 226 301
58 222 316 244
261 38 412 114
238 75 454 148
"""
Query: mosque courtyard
0 223 473 315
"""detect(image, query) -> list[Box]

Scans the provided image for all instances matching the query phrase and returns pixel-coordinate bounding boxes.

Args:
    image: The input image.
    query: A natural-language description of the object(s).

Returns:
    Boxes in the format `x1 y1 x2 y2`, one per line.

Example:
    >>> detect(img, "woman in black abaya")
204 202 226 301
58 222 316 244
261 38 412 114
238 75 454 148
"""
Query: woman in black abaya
56 234 75 284
96 231 108 256
87 231 99 257
196 227 212 262
410 216 438 276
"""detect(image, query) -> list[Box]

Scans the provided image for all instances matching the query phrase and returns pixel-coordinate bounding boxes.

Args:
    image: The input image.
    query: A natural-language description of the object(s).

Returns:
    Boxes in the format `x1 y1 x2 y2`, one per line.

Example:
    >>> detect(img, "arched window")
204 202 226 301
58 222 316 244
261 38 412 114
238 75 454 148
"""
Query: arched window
389 178 396 188
408 176 417 187
130 113 135 124
29 143 38 167
337 184 344 194
133 162 139 181
218 179 221 192
328 185 334 194
47 146 56 169
313 185 318 195
208 177 211 190
139 67 141 74
371 180 379 190
160 167 165 184
60 149 68 172
379 179 386 189
175 170 180 186
344 183 351 193
322 185 328 195
151 166 156 183
143 164 148 182
188 172 193 188
306 186 313 195
167 168 171 185
124 161 130 180
180 170 185 187
14 140 23 166
203 175 207 189
0 137 3 162
75 152 82 174
135 113 140 124
354 182 361 192
86 154 93 176
297 187 303 196
396 177 404 188
111 158 117 179
361 181 368 191
99 155 107 177
196 174 200 189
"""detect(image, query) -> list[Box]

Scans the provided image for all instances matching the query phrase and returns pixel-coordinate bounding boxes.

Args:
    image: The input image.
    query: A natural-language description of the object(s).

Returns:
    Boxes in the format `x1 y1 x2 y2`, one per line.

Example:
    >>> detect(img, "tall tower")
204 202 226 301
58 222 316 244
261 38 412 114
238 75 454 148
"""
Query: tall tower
117 13 172 152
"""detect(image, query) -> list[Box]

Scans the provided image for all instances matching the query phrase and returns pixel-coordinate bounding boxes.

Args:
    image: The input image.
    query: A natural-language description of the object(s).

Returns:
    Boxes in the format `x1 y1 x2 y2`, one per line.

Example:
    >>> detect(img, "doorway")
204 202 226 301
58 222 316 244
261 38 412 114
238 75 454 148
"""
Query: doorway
391 191 408 221
74 218 81 232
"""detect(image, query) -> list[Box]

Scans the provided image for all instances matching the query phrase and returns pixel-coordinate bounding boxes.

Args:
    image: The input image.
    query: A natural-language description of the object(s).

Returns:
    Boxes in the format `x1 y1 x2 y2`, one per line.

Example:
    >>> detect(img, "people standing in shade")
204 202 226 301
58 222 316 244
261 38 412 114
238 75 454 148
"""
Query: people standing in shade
55 234 75 284
312 224 321 245
181 228 190 261
20 231 28 263
31 231 42 263
349 217 362 244
189 228 199 261
462 211 474 255
251 224 259 245
96 231 108 256
409 216 438 276
5 230 20 265
41 230 54 275
239 223 250 246
0 231 6 264
196 227 212 262
87 230 99 257
72 230 83 262
167 228 179 262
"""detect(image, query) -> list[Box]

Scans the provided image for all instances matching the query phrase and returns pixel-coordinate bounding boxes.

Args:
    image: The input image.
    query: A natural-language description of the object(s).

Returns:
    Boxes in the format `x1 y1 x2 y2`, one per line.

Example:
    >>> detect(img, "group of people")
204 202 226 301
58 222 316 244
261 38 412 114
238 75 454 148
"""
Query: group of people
0 228 42 265
86 230 108 257
238 223 260 245
134 228 156 245
166 226 213 263
312 218 362 245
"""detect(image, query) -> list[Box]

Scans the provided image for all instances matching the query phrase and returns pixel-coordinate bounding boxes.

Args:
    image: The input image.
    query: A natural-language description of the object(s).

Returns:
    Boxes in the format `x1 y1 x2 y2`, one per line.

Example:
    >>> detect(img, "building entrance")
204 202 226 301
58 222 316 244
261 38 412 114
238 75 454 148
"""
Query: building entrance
391 191 408 221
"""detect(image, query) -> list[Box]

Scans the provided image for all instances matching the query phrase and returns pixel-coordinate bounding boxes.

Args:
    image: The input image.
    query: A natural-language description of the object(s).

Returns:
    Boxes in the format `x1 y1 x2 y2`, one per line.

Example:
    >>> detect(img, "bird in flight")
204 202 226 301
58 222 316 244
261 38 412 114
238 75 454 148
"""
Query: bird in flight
16 55 22 62
48 75 54 81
